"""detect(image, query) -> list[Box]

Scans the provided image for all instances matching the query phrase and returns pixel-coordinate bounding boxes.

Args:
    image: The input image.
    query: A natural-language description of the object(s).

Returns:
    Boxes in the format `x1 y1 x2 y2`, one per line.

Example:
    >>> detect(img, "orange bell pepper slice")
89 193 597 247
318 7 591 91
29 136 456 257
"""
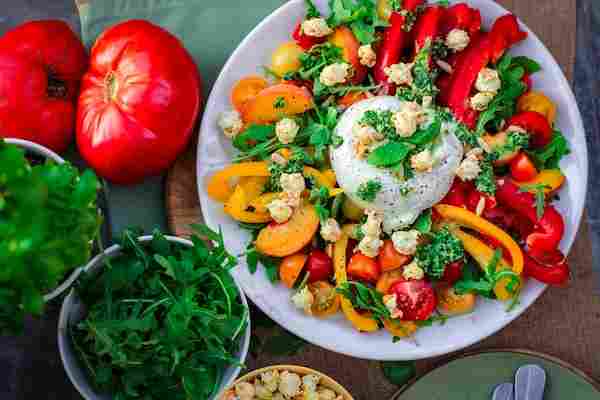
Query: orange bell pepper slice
513 169 565 195
224 184 271 223
303 166 334 189
309 281 341 318
434 204 523 275
207 161 270 202
334 225 379 332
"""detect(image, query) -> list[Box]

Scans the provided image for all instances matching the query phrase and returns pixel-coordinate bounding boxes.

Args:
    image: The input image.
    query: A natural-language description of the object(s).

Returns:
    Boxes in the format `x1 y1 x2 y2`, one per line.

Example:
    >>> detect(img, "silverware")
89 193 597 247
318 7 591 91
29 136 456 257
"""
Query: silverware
515 364 547 400
492 383 515 400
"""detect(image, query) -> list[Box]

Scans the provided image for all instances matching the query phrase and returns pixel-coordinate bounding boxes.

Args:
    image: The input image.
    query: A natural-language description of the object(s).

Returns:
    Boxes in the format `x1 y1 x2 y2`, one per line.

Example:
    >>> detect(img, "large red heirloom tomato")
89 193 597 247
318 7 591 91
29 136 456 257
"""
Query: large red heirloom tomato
77 20 201 184
0 21 87 153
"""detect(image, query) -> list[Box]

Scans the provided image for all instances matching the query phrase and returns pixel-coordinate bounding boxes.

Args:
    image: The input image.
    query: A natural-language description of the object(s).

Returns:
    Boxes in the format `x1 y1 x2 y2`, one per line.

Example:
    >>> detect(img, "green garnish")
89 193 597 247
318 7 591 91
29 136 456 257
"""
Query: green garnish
273 96 286 109
368 141 412 167
327 0 389 44
309 184 331 222
304 0 321 18
360 110 397 138
416 227 464 279
527 129 570 170
491 131 530 159
357 179 382 202
519 183 550 219
454 250 521 299
337 281 391 322
475 155 497 195
266 149 307 192
0 140 101 335
413 209 433 233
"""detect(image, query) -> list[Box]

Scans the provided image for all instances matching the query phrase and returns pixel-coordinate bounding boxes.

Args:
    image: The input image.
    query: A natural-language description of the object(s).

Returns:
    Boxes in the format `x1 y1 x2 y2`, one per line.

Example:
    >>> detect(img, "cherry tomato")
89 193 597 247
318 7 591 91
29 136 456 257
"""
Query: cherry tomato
389 280 437 321
270 41 304 77
510 152 538 182
378 240 411 272
306 249 333 283
347 253 381 283
279 253 308 288
441 260 464 285
441 178 469 207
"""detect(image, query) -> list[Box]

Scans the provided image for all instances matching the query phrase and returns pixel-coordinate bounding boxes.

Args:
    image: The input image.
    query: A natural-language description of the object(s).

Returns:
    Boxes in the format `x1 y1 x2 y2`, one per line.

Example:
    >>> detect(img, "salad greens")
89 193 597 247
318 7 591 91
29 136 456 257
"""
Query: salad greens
71 226 247 400
326 0 389 45
527 129 570 170
356 179 383 202
337 281 391 322
416 227 464 279
0 140 101 335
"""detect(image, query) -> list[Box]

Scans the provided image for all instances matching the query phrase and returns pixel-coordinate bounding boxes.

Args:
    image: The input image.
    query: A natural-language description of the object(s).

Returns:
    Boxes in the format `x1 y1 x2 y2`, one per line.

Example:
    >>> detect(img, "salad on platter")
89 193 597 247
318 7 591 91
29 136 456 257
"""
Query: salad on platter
206 0 571 340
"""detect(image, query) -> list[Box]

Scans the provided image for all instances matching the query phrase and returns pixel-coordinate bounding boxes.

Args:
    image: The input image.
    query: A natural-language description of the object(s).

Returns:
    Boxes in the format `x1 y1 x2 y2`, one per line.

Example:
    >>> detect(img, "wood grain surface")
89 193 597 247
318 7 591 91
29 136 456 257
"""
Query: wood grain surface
165 1 599 399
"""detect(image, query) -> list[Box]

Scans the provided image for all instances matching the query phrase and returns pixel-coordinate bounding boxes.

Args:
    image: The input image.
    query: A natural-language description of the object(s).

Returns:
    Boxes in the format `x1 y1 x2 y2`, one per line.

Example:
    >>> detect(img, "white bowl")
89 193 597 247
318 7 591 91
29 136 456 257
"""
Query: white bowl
57 235 251 400
196 0 588 360
4 138 84 302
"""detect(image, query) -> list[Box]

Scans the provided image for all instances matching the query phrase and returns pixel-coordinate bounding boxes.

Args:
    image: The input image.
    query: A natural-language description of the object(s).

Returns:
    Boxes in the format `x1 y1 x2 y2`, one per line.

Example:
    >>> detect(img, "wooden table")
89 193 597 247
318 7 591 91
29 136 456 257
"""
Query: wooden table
165 1 600 399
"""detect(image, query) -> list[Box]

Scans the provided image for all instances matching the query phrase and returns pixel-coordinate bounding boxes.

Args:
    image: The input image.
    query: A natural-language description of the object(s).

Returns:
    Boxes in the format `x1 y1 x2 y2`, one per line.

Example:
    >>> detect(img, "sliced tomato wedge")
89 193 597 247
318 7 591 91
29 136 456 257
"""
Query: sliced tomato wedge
389 280 437 321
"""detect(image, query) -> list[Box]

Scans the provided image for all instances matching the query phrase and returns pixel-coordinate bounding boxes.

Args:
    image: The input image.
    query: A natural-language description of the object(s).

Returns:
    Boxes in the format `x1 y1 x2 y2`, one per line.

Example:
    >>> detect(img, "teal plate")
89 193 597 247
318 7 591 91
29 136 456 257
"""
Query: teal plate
393 350 599 400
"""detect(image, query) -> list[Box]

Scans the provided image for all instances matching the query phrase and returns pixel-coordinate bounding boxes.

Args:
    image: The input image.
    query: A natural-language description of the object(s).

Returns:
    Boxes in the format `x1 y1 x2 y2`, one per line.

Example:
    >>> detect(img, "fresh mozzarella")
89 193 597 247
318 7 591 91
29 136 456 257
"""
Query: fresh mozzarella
330 96 463 233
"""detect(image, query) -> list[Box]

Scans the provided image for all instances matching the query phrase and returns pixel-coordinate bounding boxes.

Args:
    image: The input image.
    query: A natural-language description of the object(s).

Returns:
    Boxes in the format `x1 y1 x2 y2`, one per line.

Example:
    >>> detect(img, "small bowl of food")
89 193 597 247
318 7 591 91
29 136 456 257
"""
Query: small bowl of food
221 365 354 400
58 226 251 400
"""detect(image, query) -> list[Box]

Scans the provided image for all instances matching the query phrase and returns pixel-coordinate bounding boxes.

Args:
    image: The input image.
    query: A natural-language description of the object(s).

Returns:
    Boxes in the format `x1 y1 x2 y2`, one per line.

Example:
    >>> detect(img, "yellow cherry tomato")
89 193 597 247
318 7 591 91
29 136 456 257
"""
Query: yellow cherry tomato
270 41 304 77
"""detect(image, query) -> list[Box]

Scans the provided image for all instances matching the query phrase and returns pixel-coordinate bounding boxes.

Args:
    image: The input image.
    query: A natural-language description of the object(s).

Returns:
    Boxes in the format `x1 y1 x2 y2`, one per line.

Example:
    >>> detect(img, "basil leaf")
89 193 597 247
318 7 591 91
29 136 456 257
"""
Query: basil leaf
413 209 432 233
511 56 542 73
367 141 411 167
406 118 442 145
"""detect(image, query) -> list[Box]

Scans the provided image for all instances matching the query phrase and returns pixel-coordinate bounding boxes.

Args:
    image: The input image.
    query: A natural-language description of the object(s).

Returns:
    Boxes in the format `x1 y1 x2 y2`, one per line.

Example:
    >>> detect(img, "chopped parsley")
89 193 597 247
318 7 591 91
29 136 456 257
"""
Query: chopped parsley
475 155 497 195
519 183 549 219
356 179 382 202
492 131 530 159
273 96 286 109
416 227 464 279
265 150 306 192
360 110 396 138
309 184 331 222
408 41 439 101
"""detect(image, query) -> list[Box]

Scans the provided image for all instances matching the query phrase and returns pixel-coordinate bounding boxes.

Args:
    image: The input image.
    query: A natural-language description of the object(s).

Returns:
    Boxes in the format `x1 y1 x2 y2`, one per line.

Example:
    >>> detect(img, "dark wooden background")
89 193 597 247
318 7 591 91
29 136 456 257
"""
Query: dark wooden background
1 1 599 399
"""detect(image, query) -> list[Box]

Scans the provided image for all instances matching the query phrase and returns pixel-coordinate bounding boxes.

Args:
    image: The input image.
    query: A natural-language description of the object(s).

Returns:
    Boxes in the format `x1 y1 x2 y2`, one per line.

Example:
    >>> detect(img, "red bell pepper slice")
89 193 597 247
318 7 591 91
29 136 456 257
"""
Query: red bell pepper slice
413 6 446 52
440 3 482 36
489 14 527 63
373 0 423 93
496 178 565 252
441 178 469 207
507 111 553 148
442 33 491 127
523 249 569 285
293 21 326 50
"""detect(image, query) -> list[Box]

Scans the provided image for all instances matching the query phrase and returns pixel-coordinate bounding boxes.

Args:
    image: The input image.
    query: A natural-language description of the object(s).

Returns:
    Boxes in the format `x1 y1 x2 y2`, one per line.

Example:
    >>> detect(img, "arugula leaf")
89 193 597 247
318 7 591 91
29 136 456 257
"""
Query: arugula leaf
511 56 542 74
0 141 101 335
72 227 247 400
337 281 390 322
368 141 412 167
527 129 570 170
266 149 307 192
233 124 275 151
519 184 549 219
416 227 464 279
381 361 417 386
327 0 388 45
309 184 331 222
305 0 321 18
356 179 382 202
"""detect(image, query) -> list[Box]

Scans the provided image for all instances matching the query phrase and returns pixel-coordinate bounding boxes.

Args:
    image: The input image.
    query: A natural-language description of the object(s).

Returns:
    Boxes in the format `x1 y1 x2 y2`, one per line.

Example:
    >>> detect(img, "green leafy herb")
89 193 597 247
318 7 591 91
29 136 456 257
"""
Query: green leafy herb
406 117 442 145
415 312 450 327
0 141 101 335
431 37 449 59
356 179 382 202
309 184 331 222
476 55 528 134
454 250 521 299
296 43 345 83
273 96 286 109
337 281 390 322
266 150 307 192
368 141 412 167
519 183 549 219
511 56 542 74
381 361 417 386
360 110 397 138
306 105 340 162
71 226 247 400
475 155 497 195
413 209 432 233
416 227 464 279
491 131 530 159
527 129 570 170
305 0 321 18
410 42 439 100
233 124 276 151
327 0 389 44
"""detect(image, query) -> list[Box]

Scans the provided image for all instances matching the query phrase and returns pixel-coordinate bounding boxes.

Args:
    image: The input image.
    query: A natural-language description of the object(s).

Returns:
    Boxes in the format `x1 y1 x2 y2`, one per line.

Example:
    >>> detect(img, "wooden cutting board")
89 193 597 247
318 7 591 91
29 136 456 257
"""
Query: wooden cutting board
166 2 599 399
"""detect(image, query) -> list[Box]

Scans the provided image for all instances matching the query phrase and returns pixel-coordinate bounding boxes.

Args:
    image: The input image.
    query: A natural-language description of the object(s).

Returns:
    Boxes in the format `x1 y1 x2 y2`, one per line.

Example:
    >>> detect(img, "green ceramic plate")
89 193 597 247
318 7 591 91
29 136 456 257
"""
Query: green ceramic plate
393 350 599 400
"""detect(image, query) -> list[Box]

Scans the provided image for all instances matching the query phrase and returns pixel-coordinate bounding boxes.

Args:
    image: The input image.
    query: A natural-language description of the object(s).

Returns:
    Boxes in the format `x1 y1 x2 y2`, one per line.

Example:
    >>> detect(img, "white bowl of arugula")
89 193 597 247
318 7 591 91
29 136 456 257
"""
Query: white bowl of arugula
58 226 251 400
0 138 101 335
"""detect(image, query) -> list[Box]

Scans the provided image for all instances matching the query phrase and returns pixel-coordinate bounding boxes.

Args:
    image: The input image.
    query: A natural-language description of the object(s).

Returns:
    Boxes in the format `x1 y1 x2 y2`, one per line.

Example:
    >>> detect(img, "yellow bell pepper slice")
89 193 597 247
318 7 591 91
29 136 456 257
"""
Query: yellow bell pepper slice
304 166 334 189
434 204 523 275
322 169 337 187
207 161 270 202
224 184 272 223
451 228 522 301
514 169 565 194
334 225 379 332
517 91 557 125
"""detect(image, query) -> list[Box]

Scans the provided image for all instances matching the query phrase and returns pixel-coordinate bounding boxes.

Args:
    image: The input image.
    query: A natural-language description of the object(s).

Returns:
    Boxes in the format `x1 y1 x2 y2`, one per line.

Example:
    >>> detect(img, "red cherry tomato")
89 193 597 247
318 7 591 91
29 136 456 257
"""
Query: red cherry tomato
378 240 411 272
292 21 326 50
441 260 464 285
389 280 437 321
306 249 333 283
77 20 201 184
510 152 538 182
0 20 88 153
347 253 381 283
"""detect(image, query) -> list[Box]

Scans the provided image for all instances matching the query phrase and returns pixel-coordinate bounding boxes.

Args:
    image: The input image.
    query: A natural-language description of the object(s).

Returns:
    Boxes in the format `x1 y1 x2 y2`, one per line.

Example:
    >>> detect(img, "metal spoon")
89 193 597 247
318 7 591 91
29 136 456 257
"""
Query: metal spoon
492 383 515 400
515 364 547 400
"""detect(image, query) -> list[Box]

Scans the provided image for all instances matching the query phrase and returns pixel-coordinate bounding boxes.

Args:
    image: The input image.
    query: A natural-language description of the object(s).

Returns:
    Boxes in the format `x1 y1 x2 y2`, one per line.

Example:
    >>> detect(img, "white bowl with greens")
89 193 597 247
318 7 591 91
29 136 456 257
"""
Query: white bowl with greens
0 138 101 335
58 228 251 400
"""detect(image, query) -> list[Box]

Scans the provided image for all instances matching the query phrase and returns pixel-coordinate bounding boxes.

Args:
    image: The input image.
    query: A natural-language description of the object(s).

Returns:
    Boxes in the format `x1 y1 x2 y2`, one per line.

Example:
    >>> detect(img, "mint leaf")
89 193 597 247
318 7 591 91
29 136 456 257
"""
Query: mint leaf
413 209 432 233
368 141 411 167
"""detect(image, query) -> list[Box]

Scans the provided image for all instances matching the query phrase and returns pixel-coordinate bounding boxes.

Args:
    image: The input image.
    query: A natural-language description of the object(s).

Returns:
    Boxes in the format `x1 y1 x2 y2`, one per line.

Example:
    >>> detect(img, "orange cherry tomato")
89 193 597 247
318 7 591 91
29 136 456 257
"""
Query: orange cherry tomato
279 253 308 288
338 91 368 108
309 281 341 318
230 76 269 112
377 240 412 272
376 269 405 293
510 152 538 182
347 253 382 283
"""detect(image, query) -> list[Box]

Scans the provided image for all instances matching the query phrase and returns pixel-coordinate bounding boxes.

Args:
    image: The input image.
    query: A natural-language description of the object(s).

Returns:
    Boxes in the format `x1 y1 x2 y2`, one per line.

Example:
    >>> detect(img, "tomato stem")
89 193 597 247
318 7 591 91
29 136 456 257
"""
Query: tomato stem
105 71 119 102
46 72 67 99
